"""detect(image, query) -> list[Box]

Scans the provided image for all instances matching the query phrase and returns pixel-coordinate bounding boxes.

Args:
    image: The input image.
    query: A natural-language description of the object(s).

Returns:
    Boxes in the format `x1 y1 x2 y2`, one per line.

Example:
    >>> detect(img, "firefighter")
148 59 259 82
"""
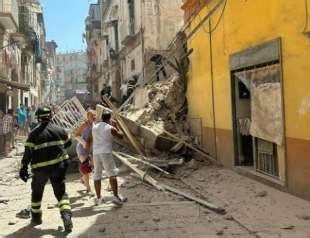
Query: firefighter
19 106 73 232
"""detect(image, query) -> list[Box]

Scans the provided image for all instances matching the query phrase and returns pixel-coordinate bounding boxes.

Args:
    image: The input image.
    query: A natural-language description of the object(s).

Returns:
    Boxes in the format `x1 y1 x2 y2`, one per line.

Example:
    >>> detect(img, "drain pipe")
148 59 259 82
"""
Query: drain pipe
208 19 218 161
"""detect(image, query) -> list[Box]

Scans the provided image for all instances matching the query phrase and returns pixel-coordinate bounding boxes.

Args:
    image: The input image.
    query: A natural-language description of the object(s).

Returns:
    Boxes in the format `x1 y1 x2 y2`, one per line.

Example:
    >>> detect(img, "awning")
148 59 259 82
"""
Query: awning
0 78 30 91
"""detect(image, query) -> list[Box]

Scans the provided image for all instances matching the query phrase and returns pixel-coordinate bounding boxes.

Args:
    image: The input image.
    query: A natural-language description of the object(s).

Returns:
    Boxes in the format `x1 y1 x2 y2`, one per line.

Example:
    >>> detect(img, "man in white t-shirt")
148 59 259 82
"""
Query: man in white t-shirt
92 111 125 206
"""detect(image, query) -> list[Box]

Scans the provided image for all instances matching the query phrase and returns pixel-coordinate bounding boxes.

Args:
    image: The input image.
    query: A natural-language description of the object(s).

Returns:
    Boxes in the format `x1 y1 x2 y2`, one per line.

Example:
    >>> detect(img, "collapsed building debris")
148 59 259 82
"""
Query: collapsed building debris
113 152 225 214
40 77 224 216
97 74 192 154
98 72 213 163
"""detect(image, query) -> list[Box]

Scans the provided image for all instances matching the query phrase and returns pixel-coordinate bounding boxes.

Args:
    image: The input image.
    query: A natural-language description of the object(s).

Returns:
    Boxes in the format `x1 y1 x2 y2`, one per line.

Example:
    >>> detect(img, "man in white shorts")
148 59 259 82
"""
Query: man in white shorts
92 111 125 205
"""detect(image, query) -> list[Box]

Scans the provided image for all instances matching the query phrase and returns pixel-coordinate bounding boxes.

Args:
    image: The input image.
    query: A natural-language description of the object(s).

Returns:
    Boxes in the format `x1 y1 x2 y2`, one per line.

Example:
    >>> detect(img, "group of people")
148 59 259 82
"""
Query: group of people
75 110 126 206
19 105 126 232
0 105 38 157
17 105 38 136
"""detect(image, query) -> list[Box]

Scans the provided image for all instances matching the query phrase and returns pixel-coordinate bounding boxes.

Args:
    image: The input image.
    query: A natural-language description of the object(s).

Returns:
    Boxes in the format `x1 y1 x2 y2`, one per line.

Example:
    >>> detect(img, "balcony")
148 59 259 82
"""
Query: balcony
0 0 19 30
0 49 9 80
0 49 30 91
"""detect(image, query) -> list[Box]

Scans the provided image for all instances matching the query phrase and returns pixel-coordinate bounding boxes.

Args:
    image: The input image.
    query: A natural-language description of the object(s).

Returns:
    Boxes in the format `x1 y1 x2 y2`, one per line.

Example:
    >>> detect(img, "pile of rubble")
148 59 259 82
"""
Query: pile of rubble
120 73 191 154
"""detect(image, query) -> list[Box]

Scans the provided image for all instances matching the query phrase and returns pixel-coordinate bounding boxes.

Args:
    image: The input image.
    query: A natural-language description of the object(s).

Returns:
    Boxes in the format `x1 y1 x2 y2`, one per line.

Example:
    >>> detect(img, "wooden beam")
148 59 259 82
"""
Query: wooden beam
165 59 181 73
102 96 145 157
115 151 225 214
163 129 217 163
161 184 226 214
180 48 194 61
117 151 170 175
113 152 164 191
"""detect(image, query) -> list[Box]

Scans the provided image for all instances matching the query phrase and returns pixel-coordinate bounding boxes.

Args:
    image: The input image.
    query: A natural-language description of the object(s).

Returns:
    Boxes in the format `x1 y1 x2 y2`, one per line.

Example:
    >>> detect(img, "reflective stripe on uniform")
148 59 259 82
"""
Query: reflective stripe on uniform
25 142 35 148
60 205 71 211
31 155 69 169
31 201 41 207
25 139 71 150
38 113 51 117
58 199 70 207
31 208 42 213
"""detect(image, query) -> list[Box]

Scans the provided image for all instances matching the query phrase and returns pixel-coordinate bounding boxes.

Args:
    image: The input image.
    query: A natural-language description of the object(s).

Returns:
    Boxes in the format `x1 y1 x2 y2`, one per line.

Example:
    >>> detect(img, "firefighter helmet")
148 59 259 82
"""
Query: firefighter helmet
35 107 52 119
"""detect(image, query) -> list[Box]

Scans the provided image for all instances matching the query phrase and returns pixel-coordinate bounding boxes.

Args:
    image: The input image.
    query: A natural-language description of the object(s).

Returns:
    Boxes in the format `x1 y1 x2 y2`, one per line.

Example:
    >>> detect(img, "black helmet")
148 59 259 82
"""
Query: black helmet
101 110 111 121
36 107 52 119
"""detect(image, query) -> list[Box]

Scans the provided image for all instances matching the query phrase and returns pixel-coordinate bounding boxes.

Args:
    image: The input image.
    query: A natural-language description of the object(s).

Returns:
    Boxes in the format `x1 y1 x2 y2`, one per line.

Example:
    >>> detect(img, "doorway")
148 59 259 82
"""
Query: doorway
232 63 282 177
232 74 253 167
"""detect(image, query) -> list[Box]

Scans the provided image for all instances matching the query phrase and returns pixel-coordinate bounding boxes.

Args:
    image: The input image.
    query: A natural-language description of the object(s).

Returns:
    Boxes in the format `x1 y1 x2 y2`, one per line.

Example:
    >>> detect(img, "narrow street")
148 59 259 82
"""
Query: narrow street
1 0 310 237
1 141 310 238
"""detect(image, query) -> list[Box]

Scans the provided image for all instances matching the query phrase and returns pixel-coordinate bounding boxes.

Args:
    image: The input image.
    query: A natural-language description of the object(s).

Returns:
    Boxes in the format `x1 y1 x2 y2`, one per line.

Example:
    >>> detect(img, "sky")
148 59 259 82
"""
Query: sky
41 0 97 53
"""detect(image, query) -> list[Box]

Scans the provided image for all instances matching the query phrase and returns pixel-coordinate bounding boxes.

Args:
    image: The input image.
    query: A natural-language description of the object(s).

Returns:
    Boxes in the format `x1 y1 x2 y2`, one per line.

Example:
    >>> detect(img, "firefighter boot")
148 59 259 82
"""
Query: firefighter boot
61 210 73 232
31 212 42 226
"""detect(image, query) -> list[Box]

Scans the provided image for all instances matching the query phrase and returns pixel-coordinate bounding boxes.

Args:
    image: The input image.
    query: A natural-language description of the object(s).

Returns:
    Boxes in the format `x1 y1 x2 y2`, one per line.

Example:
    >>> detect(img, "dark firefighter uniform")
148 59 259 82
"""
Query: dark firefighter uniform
19 107 73 231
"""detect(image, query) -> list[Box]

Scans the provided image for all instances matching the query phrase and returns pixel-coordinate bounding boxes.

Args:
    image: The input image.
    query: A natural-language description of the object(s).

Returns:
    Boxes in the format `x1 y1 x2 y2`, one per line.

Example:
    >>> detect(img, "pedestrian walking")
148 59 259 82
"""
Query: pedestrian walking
3 109 14 155
19 106 73 232
0 110 5 157
92 111 126 206
75 110 96 193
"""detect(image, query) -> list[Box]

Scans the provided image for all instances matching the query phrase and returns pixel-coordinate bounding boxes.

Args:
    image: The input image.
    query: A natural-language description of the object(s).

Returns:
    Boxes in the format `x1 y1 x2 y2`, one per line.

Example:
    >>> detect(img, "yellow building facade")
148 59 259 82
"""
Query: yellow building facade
182 0 310 200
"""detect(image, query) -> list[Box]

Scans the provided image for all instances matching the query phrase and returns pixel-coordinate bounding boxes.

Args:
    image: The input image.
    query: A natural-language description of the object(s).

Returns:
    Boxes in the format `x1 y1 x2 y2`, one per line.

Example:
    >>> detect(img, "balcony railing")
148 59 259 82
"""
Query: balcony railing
0 0 19 30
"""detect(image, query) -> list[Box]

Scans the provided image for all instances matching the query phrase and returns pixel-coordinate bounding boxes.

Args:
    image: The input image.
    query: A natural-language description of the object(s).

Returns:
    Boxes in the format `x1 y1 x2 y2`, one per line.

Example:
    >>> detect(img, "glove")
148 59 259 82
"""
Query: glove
19 165 29 183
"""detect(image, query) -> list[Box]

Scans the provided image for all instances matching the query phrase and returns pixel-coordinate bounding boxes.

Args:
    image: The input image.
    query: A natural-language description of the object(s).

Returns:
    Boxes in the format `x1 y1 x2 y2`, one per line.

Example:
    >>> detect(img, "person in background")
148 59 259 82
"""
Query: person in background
3 109 14 156
120 81 128 103
75 110 96 193
12 112 18 148
150 54 168 81
126 75 138 99
92 111 126 206
0 110 5 157
28 105 38 130
26 106 31 132
17 104 27 136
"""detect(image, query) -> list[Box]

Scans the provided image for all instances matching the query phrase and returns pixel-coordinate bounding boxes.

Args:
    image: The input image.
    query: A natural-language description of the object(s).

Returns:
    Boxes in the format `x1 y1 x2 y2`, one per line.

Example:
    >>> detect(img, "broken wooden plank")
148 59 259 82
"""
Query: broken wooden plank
163 129 217 162
113 152 164 191
161 184 226 214
116 151 170 175
102 96 145 157
115 151 225 214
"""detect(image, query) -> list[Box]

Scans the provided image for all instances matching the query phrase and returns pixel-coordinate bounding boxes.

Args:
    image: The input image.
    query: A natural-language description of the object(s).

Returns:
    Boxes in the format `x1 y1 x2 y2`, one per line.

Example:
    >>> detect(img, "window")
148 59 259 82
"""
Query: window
131 59 135 71
128 0 135 35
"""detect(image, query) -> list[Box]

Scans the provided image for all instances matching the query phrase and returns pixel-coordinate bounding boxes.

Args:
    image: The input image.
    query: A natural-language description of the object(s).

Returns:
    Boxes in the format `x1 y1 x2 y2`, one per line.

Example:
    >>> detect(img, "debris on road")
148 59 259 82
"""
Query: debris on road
113 151 226 214
296 214 310 220
0 199 9 205
8 220 17 226
99 227 106 233
282 225 295 230
15 209 31 219
255 190 268 197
